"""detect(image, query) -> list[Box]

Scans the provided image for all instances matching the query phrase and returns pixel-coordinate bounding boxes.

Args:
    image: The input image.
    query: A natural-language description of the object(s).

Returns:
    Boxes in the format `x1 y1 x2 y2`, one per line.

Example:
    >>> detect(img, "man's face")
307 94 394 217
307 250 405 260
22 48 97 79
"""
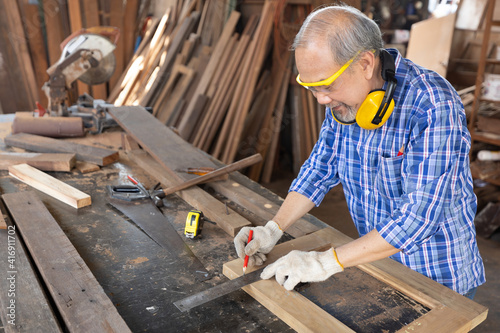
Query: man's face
295 44 371 123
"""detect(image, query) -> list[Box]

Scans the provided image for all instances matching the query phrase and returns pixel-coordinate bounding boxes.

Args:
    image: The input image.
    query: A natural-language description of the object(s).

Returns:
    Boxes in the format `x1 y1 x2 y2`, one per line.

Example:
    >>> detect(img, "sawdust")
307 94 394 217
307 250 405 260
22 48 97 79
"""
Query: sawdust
127 257 149 265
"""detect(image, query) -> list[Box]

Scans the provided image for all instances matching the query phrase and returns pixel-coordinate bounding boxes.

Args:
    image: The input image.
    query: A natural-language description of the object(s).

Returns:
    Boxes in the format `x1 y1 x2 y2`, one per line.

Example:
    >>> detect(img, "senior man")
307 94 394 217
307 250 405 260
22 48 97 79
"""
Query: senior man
234 4 485 299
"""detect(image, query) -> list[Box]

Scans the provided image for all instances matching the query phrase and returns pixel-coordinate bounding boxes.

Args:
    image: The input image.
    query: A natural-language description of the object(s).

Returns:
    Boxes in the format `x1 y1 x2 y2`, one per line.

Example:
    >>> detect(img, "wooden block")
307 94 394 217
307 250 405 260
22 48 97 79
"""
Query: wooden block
0 208 5 230
0 211 62 332
0 152 76 172
223 228 488 333
4 133 119 166
2 191 131 332
75 161 100 174
474 201 500 238
9 164 91 209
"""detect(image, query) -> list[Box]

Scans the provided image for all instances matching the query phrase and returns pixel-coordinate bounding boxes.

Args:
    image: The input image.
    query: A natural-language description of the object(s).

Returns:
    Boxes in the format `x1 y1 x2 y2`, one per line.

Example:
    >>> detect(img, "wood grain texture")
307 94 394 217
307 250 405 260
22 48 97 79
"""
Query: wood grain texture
224 228 488 333
9 164 91 208
0 218 62 332
2 191 131 332
0 152 75 171
4 133 119 166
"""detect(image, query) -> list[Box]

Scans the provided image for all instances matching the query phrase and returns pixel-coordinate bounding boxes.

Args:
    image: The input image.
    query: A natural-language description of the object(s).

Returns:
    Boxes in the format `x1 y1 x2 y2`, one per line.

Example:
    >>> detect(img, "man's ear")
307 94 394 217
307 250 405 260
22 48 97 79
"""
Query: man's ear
358 51 376 80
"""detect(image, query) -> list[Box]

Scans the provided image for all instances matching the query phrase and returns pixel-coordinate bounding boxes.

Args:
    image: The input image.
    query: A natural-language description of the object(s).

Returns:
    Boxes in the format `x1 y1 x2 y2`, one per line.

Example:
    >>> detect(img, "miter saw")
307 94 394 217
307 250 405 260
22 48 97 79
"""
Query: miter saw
40 26 119 133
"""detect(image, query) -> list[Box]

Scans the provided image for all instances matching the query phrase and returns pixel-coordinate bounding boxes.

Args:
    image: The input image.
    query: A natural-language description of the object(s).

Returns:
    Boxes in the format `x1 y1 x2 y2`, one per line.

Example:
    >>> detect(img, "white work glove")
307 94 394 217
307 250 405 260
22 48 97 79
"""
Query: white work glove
260 248 344 290
234 221 283 267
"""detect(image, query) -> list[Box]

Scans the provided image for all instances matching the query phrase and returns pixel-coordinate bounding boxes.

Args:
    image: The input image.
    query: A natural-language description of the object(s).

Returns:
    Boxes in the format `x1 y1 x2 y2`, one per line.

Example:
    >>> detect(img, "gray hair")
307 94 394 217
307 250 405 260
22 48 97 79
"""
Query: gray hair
291 4 384 65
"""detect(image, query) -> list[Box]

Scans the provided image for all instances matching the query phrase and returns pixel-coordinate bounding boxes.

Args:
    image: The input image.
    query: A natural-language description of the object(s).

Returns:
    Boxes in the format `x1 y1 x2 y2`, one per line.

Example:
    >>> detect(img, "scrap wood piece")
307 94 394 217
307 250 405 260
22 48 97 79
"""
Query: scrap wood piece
4 133 119 166
9 164 91 209
2 191 131 332
128 150 250 236
0 152 76 172
0 207 5 230
474 201 500 238
75 161 100 174
223 227 488 333
0 208 62 332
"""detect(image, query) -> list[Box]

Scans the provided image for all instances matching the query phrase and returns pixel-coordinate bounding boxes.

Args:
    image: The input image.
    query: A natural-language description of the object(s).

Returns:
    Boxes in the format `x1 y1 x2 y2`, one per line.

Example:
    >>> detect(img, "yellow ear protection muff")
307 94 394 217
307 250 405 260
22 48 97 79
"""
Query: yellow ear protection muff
331 49 397 130
355 50 397 130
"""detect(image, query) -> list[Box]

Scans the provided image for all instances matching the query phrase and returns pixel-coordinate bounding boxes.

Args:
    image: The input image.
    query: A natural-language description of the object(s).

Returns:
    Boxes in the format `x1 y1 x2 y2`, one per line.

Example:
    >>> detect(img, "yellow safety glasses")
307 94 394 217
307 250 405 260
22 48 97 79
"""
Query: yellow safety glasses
296 50 361 89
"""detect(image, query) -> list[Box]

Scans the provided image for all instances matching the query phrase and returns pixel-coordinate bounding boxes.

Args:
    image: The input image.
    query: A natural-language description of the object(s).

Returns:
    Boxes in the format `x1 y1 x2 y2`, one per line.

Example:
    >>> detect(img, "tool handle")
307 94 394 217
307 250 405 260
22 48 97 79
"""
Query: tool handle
161 153 262 197
243 230 253 273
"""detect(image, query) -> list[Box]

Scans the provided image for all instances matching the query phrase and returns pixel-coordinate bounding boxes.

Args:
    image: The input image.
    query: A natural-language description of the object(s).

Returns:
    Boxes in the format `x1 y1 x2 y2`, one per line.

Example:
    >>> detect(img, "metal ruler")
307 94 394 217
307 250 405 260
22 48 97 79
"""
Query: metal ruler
173 267 264 312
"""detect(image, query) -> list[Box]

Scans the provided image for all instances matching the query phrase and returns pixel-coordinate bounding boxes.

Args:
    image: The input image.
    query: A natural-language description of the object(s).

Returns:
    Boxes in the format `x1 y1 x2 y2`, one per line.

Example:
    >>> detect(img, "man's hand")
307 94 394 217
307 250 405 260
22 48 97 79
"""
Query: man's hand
234 221 283 267
260 248 344 290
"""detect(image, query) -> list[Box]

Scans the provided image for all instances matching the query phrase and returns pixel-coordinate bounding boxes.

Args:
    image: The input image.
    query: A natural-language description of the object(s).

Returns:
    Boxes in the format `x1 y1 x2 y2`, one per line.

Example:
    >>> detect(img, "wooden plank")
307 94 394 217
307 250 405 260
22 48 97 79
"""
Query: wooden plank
0 152 76 171
224 227 488 333
41 0 67 66
4 133 119 166
455 0 488 30
406 13 456 77
19 0 50 107
0 206 5 230
0 212 62 332
67 0 89 96
82 0 107 100
0 0 39 111
122 0 140 65
9 164 91 208
128 150 250 237
177 10 241 139
2 191 131 332
109 0 125 90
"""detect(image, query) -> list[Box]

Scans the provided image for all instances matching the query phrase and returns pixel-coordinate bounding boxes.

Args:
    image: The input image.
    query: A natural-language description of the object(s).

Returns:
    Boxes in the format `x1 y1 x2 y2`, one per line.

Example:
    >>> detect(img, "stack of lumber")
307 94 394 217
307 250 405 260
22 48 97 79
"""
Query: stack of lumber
110 0 320 182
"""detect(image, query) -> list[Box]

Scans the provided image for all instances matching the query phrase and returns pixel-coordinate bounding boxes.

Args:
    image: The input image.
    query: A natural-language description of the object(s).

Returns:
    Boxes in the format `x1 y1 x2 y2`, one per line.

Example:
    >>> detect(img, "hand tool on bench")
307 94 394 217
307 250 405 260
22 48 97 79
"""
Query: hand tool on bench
108 153 262 207
107 191 211 282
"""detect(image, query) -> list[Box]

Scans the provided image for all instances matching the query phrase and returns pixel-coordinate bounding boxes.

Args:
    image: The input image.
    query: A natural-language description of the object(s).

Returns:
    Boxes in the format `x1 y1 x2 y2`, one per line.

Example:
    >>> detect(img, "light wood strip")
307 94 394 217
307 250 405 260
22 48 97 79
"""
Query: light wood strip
9 164 91 209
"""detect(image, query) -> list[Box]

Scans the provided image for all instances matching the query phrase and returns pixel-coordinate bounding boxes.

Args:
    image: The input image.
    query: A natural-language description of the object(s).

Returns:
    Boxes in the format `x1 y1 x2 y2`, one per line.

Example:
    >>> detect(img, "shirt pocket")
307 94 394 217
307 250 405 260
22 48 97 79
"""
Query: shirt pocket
375 155 404 202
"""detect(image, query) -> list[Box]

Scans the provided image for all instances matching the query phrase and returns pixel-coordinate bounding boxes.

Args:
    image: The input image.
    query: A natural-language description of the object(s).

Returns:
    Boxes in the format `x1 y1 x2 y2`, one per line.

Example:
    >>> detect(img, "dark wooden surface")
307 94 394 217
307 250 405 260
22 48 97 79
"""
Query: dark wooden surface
0 155 295 333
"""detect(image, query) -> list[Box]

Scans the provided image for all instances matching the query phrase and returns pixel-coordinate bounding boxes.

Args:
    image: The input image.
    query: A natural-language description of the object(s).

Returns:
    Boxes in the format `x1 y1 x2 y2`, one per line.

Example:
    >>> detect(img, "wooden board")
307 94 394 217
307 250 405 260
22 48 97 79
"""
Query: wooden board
0 152 75 171
2 191 131 332
406 13 456 77
9 164 91 209
4 133 119 166
127 149 250 236
0 206 5 230
0 209 62 332
223 228 488 333
455 0 488 30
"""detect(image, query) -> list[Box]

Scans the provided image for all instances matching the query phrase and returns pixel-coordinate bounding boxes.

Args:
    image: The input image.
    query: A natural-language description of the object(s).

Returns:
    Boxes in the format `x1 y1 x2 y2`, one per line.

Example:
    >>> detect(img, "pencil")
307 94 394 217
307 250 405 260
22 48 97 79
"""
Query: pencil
243 230 253 275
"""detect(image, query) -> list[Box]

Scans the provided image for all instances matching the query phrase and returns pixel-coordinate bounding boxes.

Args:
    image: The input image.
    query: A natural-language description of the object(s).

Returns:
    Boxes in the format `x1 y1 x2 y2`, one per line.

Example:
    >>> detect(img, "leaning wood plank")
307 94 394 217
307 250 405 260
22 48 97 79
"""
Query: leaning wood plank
0 152 76 171
4 133 119 166
0 207 5 230
0 215 62 332
2 191 131 332
109 106 318 237
224 228 488 333
9 164 91 209
128 150 250 236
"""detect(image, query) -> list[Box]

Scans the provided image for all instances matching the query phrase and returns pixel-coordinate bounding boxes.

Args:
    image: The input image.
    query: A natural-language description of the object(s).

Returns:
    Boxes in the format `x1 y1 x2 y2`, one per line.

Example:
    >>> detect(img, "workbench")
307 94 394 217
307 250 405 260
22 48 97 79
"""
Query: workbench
0 114 488 332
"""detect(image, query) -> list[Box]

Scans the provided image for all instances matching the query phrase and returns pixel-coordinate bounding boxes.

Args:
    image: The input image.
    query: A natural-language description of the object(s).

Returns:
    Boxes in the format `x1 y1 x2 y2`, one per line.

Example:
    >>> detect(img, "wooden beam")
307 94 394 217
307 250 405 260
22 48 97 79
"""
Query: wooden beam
67 0 89 96
9 164 91 209
223 227 488 333
128 150 251 236
2 191 131 332
0 209 62 332
4 133 119 166
0 152 75 171
0 207 5 230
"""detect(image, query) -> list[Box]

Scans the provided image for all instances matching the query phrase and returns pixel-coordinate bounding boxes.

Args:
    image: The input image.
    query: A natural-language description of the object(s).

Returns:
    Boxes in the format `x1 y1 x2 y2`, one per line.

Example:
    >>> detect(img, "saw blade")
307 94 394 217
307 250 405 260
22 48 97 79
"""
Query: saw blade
173 267 264 312
108 197 211 282
78 52 116 85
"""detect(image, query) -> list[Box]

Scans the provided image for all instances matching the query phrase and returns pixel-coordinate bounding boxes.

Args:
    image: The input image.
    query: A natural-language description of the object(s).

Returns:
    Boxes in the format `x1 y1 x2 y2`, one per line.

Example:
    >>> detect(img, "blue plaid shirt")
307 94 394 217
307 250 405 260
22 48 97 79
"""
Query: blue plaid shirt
290 49 485 294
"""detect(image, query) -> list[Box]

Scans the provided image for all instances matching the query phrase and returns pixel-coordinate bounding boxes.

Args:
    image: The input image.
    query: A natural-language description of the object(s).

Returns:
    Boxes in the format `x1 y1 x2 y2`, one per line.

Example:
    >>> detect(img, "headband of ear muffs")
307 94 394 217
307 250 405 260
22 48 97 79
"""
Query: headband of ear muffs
332 49 397 130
